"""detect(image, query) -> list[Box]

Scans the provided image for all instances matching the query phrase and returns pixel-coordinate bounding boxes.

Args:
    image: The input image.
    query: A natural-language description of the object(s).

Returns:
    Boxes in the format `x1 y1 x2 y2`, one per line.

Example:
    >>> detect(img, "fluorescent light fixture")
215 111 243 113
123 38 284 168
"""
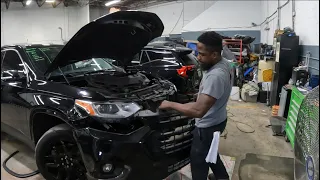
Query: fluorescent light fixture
105 0 121 7
26 0 32 5
46 0 55 3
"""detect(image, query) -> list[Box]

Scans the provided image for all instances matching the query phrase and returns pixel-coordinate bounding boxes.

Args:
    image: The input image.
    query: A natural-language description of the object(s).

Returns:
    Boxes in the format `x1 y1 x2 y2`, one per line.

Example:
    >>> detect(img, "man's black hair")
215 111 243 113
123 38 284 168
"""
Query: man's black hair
197 31 223 53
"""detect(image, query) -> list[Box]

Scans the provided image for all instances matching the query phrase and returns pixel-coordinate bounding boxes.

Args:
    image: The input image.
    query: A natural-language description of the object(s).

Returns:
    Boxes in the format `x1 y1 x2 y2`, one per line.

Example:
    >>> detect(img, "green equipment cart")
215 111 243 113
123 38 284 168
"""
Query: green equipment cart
285 86 308 148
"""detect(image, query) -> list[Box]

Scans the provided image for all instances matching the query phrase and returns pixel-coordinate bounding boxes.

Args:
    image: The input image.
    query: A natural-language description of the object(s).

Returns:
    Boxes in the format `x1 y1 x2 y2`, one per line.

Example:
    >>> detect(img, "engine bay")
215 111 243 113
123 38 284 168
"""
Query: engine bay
84 71 151 94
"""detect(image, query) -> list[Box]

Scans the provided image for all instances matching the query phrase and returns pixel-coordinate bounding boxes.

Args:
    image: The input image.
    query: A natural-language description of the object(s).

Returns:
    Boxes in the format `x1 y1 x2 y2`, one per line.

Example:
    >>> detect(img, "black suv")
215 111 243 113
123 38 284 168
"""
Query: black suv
127 41 201 96
1 11 195 180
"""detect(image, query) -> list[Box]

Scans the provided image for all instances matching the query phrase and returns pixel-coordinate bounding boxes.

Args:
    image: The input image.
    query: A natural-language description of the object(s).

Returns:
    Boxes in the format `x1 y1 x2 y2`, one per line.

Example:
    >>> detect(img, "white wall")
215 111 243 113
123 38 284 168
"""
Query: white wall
182 0 262 32
89 6 109 21
260 0 319 46
138 1 215 36
1 3 89 46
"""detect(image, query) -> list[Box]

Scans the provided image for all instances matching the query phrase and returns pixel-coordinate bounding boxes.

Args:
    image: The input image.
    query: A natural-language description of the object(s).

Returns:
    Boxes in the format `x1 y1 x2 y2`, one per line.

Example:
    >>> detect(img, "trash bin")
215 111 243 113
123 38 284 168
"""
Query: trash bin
269 116 286 136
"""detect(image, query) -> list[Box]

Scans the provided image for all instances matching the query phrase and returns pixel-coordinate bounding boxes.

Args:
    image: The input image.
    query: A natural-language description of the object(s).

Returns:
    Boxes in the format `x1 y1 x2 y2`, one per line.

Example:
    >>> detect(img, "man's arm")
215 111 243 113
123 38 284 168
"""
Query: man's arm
159 73 225 118
159 94 217 118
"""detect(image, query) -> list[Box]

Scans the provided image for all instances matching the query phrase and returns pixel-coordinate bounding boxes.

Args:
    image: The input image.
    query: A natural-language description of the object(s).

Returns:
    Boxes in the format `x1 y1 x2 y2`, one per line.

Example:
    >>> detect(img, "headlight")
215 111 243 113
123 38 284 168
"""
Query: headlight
75 99 141 118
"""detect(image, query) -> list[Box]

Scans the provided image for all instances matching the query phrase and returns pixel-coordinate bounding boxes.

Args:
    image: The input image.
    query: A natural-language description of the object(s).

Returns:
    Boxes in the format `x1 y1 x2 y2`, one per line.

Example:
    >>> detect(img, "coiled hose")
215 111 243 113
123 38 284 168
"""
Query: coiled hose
3 150 40 178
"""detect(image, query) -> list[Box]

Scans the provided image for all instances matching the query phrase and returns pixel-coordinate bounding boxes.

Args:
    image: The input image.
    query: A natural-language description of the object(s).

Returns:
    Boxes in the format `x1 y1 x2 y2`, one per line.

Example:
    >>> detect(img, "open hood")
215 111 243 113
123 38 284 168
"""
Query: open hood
45 11 164 74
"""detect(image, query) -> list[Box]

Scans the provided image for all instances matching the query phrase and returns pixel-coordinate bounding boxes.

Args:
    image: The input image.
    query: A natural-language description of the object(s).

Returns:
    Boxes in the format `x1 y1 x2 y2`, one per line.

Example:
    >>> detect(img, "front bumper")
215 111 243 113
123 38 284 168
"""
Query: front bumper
73 114 195 180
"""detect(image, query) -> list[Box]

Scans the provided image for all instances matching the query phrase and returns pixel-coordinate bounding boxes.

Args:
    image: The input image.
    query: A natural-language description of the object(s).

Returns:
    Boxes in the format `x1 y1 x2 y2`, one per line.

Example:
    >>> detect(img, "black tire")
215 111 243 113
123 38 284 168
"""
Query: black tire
35 124 87 180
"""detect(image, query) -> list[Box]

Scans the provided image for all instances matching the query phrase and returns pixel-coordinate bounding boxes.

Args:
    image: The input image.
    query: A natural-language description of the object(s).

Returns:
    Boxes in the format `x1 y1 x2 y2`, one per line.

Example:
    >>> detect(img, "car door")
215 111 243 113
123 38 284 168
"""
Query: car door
1 49 29 136
145 50 180 79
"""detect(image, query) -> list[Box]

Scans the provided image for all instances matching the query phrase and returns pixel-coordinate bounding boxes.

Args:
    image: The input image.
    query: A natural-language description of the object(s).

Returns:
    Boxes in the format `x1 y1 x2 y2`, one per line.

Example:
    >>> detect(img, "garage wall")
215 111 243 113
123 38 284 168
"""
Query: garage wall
1 3 89 46
261 0 319 75
181 0 262 44
89 6 109 21
138 1 215 36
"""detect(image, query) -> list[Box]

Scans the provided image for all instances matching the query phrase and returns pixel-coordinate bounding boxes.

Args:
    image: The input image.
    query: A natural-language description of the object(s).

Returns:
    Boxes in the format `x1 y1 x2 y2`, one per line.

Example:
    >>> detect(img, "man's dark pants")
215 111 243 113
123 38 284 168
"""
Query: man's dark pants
190 120 229 180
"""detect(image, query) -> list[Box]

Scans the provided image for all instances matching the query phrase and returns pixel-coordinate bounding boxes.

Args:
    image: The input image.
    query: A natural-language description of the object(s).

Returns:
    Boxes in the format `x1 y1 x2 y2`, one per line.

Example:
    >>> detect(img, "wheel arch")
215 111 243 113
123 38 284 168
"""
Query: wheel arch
30 107 71 146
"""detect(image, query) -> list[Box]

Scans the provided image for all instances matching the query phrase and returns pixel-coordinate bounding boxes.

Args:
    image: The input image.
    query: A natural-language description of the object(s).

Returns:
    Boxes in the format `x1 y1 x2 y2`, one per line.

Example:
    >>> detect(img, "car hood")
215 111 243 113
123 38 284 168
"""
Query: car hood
45 11 164 74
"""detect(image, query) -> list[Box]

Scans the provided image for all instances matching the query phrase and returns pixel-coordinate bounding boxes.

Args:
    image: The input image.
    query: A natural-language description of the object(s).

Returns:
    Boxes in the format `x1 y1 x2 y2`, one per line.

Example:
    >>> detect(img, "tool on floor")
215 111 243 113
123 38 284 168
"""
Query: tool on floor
3 150 40 178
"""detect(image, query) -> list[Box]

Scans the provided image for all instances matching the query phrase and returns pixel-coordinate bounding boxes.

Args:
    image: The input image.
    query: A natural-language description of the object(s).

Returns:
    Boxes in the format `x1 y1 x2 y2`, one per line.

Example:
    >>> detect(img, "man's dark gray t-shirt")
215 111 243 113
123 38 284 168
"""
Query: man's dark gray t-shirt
195 58 232 128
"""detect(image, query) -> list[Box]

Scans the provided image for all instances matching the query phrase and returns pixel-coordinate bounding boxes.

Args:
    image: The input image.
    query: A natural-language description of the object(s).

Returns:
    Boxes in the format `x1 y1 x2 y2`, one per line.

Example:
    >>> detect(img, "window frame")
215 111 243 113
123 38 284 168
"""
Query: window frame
144 50 175 62
130 52 142 65
1 49 29 82
139 50 150 65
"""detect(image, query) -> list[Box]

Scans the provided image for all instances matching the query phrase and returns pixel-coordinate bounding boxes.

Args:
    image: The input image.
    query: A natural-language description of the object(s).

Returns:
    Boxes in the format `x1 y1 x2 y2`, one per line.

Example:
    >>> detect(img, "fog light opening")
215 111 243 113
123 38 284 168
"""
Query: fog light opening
102 164 113 173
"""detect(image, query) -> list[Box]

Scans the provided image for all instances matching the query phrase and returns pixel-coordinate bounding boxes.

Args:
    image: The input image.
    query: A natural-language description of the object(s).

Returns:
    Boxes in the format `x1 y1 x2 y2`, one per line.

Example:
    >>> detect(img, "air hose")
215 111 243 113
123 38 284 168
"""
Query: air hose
3 150 40 178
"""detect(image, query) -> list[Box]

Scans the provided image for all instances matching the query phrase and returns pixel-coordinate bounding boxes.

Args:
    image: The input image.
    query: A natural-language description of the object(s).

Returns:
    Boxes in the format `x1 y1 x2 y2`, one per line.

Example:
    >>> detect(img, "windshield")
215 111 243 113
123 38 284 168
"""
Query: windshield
25 46 117 76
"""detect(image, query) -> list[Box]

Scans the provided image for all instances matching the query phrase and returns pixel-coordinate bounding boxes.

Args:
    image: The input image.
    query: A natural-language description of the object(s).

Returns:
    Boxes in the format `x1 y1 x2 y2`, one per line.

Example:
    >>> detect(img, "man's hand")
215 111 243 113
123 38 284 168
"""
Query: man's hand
157 94 216 118
159 100 172 110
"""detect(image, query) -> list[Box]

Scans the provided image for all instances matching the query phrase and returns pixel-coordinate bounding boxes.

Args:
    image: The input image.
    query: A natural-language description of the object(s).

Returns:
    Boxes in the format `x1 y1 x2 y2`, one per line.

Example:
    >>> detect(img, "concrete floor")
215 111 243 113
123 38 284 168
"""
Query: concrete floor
1 100 294 180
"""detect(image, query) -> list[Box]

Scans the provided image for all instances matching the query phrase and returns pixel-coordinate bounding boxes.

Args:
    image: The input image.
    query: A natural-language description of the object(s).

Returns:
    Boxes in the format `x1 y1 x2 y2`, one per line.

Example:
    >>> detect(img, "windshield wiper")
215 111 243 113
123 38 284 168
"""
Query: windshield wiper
83 69 115 76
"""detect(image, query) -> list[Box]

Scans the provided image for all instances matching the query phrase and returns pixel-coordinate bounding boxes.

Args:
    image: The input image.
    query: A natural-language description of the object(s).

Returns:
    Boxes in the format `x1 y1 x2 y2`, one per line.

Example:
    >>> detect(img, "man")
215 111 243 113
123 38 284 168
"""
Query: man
159 31 232 180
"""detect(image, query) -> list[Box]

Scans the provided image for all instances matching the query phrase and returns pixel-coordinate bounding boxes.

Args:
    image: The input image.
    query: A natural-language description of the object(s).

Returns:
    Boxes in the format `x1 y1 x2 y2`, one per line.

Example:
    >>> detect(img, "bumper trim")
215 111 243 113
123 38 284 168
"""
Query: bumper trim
86 165 131 180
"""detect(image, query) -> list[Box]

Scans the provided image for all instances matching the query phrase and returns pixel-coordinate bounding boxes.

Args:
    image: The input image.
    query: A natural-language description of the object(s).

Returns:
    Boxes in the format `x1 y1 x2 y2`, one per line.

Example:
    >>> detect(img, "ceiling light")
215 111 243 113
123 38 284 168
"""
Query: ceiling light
46 0 55 3
26 0 32 5
105 0 121 7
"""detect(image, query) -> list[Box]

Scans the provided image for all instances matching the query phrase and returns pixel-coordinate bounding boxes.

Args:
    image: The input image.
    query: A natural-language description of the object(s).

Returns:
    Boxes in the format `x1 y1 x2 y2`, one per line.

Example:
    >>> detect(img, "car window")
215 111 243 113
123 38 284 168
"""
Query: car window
25 47 53 73
146 50 175 61
180 53 199 65
140 51 149 64
1 50 25 78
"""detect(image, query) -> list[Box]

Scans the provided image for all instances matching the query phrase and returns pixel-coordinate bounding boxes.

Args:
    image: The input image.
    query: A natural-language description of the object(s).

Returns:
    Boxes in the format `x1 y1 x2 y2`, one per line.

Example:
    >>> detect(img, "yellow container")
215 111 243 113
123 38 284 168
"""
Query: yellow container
258 60 275 82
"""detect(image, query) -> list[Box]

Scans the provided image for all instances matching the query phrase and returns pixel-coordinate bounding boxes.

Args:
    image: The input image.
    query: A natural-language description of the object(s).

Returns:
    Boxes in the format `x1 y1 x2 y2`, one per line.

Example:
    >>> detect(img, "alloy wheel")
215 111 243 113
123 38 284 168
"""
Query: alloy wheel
43 140 87 180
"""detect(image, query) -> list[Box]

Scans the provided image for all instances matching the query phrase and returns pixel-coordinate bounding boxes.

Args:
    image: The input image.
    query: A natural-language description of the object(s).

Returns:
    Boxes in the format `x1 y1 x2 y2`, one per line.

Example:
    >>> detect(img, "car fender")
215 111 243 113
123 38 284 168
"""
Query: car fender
28 94 76 141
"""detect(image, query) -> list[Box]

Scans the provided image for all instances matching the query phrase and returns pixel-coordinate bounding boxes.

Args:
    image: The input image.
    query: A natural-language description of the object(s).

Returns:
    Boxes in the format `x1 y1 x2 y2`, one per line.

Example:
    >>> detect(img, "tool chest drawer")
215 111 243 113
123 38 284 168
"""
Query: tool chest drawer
285 86 306 148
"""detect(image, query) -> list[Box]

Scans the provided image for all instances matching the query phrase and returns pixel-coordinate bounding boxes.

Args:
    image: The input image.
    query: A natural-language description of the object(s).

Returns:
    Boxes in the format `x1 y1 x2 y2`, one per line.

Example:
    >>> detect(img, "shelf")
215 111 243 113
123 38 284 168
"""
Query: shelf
223 39 244 64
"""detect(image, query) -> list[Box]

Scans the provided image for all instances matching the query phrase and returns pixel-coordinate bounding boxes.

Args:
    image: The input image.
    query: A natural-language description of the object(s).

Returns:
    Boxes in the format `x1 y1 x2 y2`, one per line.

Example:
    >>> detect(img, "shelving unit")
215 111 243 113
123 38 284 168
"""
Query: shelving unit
223 39 244 64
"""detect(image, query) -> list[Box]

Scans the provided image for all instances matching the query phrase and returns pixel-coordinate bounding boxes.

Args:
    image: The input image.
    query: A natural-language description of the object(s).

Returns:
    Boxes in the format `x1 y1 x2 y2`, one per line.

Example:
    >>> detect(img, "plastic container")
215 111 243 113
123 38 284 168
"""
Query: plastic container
310 75 319 88
230 86 240 101
241 92 258 102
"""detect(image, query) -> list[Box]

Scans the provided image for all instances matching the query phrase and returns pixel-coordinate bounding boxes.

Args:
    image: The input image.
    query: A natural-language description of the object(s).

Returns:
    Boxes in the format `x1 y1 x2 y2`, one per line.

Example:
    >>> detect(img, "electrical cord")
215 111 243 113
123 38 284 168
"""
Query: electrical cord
168 5 184 35
3 151 40 178
226 106 255 134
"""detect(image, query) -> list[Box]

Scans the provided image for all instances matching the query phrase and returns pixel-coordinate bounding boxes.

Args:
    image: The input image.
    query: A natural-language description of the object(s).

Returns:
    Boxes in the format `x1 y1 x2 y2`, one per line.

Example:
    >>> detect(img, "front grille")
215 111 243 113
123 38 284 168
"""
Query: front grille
168 157 190 173
158 112 195 155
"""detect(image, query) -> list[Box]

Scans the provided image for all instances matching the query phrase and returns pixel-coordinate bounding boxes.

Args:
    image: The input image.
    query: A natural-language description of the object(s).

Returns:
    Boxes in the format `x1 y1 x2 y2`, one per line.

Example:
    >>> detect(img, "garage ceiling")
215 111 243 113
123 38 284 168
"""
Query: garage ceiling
1 0 178 9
